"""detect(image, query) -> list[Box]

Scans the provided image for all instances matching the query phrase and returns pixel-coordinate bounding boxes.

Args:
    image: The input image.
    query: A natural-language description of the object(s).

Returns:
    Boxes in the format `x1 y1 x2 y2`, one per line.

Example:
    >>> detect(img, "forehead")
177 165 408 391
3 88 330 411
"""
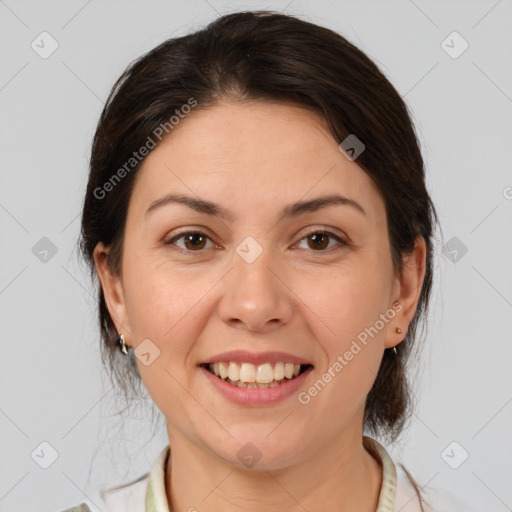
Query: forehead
128 101 386 226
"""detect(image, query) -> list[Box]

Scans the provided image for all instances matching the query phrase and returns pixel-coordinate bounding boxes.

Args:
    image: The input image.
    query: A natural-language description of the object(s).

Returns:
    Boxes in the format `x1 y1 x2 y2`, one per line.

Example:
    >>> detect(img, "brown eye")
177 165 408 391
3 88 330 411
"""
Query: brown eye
296 231 347 251
166 231 213 251
307 232 329 250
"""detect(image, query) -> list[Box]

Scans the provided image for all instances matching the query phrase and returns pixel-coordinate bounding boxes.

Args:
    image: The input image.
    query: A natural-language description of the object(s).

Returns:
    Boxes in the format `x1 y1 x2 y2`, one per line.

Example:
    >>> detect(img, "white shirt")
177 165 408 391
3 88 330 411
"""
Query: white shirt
60 437 484 512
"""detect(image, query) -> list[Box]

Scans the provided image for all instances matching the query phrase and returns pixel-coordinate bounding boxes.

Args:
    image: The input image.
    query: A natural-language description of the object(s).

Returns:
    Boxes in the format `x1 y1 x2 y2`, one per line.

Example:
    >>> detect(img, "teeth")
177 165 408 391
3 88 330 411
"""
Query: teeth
274 362 285 380
256 363 274 383
240 363 256 383
219 362 228 379
207 361 304 385
227 362 240 381
227 379 285 389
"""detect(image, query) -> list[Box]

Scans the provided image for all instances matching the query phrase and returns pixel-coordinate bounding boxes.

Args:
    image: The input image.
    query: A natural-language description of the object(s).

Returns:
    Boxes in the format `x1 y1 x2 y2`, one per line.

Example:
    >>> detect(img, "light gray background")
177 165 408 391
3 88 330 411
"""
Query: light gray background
1 0 511 511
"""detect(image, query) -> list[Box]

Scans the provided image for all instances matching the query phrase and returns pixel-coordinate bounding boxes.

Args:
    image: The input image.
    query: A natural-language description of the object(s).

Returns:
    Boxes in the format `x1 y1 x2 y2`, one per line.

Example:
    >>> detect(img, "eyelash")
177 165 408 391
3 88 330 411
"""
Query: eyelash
164 229 349 254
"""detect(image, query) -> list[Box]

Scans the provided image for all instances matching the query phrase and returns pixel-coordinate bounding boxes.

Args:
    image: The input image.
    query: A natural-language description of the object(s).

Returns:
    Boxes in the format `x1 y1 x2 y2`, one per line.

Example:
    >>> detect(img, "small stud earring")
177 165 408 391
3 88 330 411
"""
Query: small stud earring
396 327 402 334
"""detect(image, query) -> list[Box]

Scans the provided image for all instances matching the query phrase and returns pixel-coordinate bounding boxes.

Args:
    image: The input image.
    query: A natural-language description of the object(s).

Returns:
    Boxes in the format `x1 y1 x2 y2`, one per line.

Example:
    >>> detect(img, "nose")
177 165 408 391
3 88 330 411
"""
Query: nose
217 246 294 333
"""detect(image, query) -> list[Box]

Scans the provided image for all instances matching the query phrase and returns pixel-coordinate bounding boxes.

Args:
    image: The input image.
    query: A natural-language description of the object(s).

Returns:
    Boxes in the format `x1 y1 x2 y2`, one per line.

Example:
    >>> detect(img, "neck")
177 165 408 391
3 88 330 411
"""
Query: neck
164 427 383 512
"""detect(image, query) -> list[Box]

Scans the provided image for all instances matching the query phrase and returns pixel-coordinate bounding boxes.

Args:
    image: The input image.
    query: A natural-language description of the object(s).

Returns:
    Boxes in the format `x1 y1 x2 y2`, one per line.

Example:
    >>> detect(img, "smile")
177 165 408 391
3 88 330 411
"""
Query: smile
202 361 313 389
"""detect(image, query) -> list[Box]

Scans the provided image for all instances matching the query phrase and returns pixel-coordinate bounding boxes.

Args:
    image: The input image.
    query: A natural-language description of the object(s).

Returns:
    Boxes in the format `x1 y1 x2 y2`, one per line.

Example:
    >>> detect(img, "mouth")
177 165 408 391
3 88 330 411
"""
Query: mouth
200 361 314 389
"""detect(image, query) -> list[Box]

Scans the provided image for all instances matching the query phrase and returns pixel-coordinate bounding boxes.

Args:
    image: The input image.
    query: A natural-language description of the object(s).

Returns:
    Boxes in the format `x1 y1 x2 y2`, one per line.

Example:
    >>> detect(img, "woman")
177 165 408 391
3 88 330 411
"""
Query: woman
63 10 476 512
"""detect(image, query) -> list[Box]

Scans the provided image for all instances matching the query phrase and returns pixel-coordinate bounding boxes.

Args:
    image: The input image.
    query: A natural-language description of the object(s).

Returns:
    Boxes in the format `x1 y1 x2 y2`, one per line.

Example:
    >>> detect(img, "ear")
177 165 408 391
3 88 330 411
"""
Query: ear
93 242 132 342
385 235 427 349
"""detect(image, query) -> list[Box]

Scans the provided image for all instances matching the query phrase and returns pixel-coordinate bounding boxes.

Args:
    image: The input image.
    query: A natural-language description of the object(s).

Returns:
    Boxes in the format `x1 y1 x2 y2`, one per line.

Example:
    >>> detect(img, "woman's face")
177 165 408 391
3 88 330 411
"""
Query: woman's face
95 101 425 469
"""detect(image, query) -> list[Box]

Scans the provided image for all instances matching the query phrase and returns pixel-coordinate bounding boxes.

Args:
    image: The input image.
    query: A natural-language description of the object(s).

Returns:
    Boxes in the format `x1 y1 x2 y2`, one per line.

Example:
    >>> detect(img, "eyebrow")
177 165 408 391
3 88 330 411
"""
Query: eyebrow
144 193 366 221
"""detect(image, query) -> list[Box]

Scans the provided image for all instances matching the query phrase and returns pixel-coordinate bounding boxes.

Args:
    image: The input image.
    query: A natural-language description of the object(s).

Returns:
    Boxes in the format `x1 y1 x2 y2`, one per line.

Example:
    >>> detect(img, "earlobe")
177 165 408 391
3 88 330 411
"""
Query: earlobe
92 242 131 338
386 236 427 349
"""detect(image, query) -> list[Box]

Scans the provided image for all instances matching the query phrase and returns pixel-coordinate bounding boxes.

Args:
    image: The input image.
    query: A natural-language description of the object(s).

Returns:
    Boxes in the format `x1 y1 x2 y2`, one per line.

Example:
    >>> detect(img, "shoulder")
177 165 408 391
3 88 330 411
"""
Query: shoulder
362 435 483 512
57 472 149 512
58 505 92 512
394 462 490 512
58 444 170 512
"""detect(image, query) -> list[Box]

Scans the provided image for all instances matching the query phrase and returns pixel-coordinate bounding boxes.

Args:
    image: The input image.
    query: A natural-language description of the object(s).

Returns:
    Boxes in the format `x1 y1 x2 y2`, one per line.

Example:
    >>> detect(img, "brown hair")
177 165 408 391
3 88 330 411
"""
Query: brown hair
79 9 439 479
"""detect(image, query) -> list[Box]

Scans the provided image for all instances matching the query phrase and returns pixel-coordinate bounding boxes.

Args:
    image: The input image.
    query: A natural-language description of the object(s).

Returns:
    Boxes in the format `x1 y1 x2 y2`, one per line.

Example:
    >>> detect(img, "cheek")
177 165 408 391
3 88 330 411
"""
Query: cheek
299 257 392 344
121 255 211 417
122 251 220 362
296 259 390 403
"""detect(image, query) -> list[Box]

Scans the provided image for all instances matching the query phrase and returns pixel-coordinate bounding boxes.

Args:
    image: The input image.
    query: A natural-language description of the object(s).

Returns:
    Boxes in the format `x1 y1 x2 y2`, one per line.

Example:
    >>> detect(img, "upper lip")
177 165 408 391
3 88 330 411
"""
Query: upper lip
201 350 313 367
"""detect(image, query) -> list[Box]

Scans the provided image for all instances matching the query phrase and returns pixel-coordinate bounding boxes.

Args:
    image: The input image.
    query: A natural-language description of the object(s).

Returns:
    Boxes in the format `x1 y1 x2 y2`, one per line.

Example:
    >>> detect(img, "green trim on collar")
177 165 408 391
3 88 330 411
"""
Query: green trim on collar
145 436 397 512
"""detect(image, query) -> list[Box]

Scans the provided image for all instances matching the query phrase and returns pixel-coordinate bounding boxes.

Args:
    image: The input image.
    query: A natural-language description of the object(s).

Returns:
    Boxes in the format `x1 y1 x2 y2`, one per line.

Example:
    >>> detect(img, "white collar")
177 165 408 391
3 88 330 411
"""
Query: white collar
145 436 398 512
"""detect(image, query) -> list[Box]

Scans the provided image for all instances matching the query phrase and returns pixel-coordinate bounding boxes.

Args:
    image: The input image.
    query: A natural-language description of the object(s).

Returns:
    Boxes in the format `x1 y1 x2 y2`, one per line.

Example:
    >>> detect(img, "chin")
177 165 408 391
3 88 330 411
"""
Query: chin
208 432 305 472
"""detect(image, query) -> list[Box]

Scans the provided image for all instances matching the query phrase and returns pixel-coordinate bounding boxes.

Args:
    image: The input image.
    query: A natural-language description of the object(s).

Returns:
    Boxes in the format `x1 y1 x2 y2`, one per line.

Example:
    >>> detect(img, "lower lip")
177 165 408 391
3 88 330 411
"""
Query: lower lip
199 366 314 406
